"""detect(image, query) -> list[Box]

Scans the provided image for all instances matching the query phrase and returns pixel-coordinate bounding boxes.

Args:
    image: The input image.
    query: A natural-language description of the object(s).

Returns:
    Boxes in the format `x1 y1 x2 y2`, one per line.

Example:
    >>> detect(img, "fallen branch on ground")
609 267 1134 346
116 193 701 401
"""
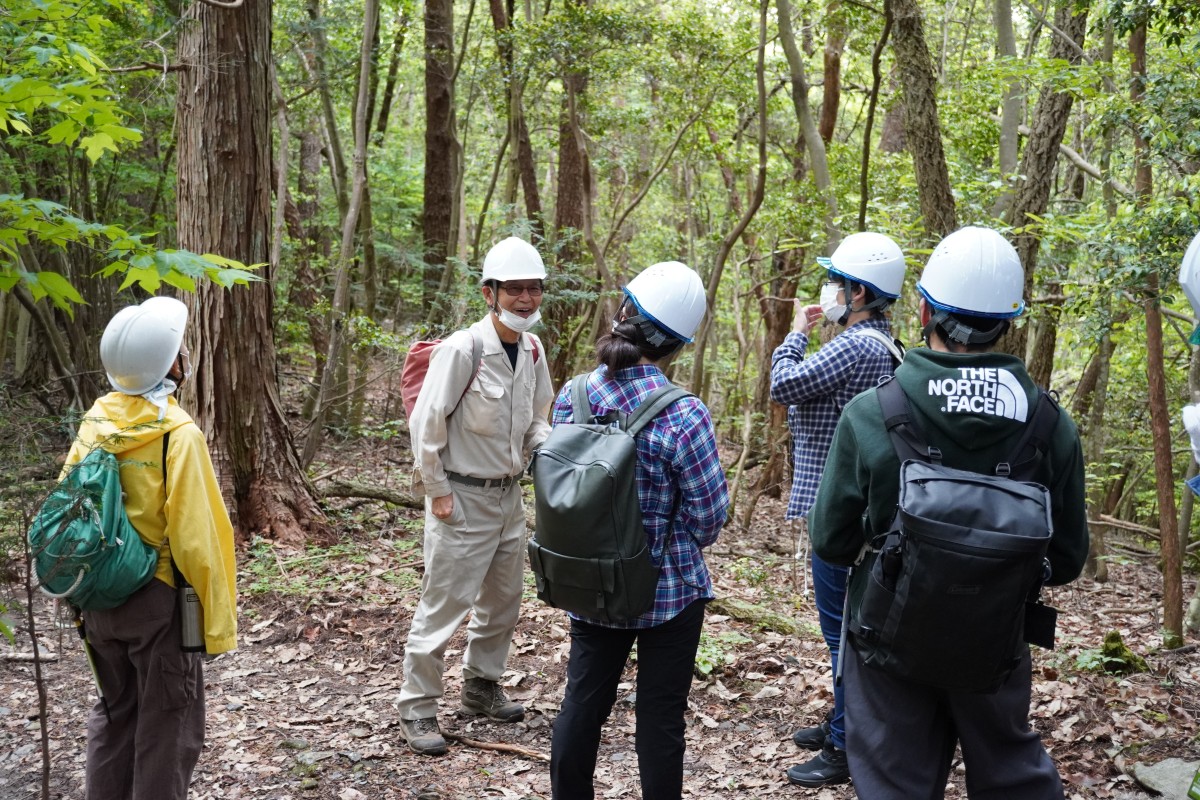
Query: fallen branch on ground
442 733 549 762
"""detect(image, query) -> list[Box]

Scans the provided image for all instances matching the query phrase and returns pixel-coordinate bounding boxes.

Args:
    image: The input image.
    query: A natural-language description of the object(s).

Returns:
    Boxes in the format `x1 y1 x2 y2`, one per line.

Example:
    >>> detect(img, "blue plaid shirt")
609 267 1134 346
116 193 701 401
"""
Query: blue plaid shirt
551 365 730 629
770 318 897 520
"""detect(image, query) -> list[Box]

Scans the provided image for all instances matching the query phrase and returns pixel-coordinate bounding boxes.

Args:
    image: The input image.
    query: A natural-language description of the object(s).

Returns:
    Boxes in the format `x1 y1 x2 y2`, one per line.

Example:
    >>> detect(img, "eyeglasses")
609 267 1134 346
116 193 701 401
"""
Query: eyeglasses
500 283 544 297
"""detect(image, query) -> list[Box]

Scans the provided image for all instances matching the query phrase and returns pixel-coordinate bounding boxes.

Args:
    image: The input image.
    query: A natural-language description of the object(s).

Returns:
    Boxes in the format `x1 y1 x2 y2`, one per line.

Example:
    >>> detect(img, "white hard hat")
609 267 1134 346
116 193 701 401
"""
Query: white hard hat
100 296 188 395
480 236 547 284
918 227 1025 318
817 231 906 299
1179 230 1200 319
622 261 707 343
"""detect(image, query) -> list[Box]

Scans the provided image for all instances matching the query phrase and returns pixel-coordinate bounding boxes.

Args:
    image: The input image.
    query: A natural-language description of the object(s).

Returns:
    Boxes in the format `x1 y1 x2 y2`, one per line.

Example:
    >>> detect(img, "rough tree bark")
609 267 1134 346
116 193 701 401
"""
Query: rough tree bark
422 0 459 314
176 0 329 544
998 0 1088 371
888 0 956 240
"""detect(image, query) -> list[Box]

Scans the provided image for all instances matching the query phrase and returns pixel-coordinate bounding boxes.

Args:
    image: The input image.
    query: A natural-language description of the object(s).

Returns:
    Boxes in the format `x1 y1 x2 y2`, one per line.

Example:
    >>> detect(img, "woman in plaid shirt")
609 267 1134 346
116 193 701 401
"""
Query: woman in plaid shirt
548 261 729 800
769 232 907 788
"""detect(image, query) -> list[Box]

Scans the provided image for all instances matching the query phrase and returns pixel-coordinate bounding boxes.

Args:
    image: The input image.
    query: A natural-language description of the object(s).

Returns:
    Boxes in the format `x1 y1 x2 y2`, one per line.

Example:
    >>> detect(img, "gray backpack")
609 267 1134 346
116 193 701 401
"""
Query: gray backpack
528 373 690 623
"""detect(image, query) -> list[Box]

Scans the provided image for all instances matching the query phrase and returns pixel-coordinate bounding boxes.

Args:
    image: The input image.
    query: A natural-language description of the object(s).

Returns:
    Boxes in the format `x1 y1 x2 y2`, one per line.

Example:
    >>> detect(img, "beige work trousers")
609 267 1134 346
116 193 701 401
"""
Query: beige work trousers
398 480 525 720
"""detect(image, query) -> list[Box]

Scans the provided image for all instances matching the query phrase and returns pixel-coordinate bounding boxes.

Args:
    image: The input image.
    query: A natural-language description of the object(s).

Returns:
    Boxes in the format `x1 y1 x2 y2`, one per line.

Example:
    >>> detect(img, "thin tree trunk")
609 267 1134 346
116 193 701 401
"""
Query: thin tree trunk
305 0 349 220
375 6 412 140
488 0 543 238
777 0 839 247
999 0 1089 368
1130 20 1183 647
990 0 1022 217
859 2 893 231
177 0 329 544
691 0 770 397
302 0 380 466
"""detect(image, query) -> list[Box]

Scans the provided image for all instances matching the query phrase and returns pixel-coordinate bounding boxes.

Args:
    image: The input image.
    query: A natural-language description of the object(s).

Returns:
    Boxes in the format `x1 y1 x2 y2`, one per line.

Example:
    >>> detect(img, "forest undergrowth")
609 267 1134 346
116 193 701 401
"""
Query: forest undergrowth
2 430 1198 800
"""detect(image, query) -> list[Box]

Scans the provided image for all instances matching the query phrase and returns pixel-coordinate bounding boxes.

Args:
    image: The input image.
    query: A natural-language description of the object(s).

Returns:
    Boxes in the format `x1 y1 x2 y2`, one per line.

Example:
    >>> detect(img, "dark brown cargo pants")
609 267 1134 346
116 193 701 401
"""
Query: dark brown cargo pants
83 578 205 800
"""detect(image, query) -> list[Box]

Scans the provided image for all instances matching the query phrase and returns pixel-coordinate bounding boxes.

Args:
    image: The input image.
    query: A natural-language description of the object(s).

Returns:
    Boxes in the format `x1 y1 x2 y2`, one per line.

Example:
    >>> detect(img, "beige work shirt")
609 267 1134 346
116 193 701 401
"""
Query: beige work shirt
410 316 554 498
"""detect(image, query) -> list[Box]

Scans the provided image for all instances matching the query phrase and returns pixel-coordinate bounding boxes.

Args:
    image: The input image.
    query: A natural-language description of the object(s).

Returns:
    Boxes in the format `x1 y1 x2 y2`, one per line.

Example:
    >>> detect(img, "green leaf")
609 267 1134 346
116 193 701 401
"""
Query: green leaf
80 131 116 162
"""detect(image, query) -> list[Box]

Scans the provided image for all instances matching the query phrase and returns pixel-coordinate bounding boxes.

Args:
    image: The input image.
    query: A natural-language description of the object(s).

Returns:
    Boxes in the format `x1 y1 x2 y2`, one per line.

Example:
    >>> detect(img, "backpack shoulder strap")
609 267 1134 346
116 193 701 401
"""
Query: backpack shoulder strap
876 377 939 464
625 384 693 437
856 327 905 365
998 389 1060 480
568 372 594 423
447 331 483 414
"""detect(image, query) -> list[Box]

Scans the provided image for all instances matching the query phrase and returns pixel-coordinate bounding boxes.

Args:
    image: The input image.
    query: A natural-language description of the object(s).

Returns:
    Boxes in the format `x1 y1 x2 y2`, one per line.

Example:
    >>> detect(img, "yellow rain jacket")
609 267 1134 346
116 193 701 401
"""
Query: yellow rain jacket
63 392 238 654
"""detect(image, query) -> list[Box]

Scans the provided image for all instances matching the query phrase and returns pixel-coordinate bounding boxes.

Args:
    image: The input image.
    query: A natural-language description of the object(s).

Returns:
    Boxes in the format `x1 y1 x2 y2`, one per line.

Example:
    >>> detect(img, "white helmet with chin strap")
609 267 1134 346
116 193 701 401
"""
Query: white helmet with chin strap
100 296 188 395
480 236 547 285
818 231 906 305
621 261 707 345
918 226 1024 345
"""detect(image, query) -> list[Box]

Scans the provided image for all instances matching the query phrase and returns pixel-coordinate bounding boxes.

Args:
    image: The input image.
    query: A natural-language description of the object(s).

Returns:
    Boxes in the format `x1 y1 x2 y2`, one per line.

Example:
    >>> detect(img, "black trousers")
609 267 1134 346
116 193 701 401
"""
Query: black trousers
549 599 706 800
843 643 1064 799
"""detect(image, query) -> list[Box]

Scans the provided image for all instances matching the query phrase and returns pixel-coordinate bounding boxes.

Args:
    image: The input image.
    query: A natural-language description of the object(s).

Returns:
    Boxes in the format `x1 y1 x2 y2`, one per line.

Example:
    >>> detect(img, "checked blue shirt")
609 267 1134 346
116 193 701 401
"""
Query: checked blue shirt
551 364 730 629
770 317 898 520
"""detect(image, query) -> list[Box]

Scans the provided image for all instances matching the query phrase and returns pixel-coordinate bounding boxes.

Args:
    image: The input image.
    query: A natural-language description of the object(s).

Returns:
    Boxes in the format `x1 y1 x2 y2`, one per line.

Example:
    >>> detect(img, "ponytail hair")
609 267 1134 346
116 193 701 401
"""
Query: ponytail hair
596 300 684 374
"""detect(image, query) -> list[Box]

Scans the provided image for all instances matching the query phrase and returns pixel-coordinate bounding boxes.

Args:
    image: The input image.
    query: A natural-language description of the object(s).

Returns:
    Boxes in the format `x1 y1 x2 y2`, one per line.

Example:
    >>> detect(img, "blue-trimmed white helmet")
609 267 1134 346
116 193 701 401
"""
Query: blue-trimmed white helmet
817 231 906 301
918 226 1025 319
622 261 706 343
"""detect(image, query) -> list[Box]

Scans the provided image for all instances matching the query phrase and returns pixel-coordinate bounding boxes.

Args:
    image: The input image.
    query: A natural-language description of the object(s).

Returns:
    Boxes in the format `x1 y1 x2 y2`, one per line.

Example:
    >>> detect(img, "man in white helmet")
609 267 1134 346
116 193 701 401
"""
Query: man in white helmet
399 235 555 756
769 231 906 787
62 296 238 799
809 226 1088 798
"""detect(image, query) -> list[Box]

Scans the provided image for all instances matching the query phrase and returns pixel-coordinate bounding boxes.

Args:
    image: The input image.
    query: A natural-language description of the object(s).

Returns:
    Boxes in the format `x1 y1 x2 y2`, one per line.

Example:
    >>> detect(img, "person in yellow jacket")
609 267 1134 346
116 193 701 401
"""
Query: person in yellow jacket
62 296 237 800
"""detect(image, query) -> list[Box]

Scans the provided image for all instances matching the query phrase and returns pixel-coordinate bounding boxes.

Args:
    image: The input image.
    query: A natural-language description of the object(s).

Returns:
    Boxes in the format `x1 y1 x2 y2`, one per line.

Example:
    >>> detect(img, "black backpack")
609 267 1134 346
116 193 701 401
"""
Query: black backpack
849 376 1061 693
528 374 690 623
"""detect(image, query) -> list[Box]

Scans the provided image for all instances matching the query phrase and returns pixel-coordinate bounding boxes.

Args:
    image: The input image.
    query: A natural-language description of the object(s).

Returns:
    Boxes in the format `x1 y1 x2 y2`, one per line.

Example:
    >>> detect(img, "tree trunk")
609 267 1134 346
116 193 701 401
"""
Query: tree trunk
489 0 543 239
998 0 1088 368
422 0 458 313
777 0 839 247
176 0 329 544
690 0 770 398
302 0 380 466
888 0 956 239
1129 21 1183 647
990 0 1022 217
554 0 589 267
819 1 845 143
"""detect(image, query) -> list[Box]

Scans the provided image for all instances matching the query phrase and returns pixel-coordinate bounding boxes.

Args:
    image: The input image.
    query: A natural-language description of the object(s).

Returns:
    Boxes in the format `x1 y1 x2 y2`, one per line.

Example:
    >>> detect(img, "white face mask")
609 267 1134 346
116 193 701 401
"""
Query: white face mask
820 282 848 325
497 307 542 333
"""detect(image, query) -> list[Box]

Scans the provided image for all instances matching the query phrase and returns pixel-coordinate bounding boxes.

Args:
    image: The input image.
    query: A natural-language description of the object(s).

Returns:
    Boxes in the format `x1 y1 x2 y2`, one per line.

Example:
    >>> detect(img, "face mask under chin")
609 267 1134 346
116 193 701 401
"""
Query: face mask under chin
496 306 541 333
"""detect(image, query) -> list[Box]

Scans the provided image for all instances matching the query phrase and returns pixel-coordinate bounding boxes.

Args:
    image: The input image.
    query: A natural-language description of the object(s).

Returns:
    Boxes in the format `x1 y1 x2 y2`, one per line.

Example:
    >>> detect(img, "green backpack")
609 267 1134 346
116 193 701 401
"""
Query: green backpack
528 374 691 623
28 443 161 610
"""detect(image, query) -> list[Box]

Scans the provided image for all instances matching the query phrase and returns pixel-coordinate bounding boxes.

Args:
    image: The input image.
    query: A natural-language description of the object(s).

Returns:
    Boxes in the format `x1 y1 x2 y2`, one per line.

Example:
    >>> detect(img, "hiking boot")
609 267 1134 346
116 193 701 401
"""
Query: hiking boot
792 712 832 750
460 677 525 722
399 717 447 756
786 740 850 787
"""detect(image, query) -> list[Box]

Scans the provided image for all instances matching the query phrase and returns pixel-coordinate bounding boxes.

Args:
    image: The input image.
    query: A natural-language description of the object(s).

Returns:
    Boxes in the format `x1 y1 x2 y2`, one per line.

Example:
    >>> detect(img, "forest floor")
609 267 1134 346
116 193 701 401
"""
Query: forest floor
3 426 1200 800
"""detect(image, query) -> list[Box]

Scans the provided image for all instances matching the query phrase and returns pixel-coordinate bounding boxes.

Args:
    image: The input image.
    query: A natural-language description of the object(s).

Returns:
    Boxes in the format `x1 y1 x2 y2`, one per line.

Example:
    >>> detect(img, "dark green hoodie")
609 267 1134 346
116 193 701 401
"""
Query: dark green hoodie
809 347 1089 610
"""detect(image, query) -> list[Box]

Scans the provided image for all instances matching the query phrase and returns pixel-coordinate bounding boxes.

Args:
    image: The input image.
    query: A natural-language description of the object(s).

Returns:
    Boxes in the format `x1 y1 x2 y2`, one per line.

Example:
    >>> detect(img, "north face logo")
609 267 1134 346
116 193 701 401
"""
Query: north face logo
927 368 1028 421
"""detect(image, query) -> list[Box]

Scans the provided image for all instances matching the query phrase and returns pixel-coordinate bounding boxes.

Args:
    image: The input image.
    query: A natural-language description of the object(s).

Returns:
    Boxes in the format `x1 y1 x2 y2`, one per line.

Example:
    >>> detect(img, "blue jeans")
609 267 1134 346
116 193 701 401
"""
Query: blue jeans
550 599 707 800
812 552 848 749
